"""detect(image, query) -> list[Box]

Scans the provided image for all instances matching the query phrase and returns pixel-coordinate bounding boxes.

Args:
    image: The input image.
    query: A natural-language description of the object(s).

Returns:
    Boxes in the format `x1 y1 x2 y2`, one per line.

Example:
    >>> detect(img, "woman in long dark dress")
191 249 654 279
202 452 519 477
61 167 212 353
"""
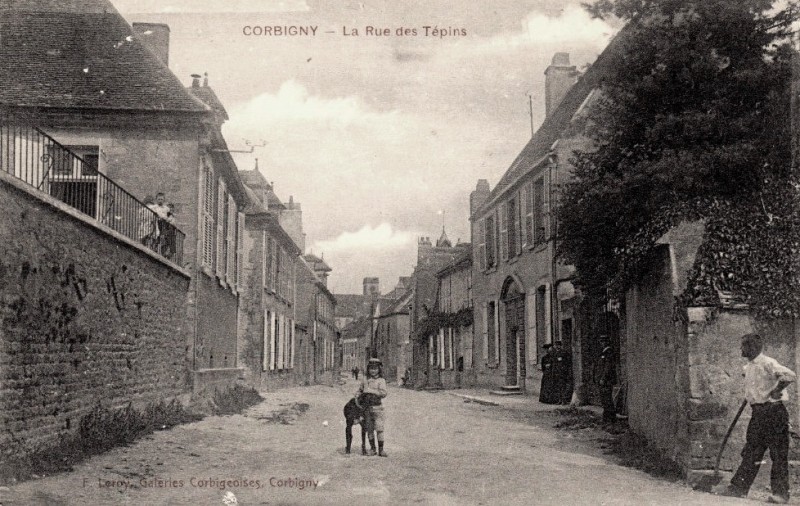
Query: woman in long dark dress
539 344 559 404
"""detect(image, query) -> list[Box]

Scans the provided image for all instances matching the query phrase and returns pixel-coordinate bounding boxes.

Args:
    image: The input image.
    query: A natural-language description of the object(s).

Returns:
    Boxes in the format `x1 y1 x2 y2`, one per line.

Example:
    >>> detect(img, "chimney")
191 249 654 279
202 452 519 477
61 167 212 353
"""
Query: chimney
132 23 170 66
544 52 578 117
470 179 491 216
278 197 305 251
191 73 201 88
363 277 380 297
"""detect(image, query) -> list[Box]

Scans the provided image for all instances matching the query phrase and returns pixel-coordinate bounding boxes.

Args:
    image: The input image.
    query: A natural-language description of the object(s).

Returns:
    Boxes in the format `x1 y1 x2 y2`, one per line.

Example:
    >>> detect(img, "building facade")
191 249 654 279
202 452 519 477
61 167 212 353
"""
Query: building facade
470 51 620 399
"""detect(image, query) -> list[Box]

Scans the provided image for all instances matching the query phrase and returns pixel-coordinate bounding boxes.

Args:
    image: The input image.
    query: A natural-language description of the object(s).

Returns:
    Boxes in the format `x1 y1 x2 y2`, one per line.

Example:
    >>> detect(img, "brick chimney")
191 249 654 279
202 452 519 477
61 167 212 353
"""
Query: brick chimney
470 179 490 217
544 52 578 117
278 196 305 252
132 22 170 66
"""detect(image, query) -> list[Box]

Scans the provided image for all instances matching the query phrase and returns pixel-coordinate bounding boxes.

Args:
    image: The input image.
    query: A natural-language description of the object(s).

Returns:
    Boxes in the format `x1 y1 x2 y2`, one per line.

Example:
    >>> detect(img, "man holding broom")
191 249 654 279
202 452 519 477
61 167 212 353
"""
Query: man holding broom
721 333 795 503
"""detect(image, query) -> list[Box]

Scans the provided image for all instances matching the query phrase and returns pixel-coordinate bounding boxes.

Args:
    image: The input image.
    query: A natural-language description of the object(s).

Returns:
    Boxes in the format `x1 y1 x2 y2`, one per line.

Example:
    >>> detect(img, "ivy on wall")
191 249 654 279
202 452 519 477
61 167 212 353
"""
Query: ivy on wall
412 307 474 341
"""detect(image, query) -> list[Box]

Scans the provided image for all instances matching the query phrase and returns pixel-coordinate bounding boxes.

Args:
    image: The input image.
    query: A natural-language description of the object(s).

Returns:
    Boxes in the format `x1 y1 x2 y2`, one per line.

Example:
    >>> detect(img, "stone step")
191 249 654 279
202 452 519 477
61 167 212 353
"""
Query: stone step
489 389 523 396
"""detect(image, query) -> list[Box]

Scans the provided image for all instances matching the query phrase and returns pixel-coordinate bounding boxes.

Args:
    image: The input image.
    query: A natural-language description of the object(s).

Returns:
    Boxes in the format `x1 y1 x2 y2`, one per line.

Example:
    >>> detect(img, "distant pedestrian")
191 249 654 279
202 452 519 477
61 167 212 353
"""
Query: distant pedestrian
353 366 359 380
720 333 795 503
355 358 388 456
539 344 558 404
596 336 616 423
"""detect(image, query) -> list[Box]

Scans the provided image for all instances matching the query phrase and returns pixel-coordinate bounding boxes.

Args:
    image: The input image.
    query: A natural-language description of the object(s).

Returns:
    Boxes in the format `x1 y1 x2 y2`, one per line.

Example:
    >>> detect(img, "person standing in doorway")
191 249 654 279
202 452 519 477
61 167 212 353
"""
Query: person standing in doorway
539 344 558 404
596 335 617 423
721 333 795 504
554 341 573 405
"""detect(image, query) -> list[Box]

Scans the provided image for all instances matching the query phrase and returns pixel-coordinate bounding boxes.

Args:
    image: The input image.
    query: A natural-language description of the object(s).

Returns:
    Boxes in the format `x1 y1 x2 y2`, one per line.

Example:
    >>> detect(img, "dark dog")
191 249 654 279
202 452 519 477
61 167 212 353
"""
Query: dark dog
344 393 381 455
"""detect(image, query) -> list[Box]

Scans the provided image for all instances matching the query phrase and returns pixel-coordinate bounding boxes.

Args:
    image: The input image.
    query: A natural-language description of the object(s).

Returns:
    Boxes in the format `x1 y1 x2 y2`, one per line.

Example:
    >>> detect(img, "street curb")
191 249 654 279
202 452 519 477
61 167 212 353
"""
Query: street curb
447 392 500 407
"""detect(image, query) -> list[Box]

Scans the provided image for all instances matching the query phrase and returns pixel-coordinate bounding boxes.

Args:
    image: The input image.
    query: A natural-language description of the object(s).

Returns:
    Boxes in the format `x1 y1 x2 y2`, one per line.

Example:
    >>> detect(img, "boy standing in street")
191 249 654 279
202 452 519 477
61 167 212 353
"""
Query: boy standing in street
355 358 388 457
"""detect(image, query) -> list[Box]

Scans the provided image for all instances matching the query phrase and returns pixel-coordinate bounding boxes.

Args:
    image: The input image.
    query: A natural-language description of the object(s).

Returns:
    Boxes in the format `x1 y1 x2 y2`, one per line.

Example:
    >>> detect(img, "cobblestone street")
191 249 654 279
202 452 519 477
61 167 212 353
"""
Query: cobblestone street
0 376 758 505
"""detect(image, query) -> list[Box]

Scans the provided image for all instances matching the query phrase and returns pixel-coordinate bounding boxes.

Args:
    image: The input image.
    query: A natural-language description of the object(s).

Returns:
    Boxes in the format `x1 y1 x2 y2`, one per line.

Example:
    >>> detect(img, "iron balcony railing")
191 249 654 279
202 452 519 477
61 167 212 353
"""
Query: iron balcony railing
0 120 184 265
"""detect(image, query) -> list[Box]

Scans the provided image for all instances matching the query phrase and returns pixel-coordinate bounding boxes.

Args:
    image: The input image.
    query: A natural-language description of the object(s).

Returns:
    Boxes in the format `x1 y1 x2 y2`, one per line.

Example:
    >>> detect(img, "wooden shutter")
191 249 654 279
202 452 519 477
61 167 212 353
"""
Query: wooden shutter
215 179 226 278
499 202 508 261
290 319 295 369
225 195 235 285
236 211 245 291
526 291 537 365
524 181 533 247
202 166 215 268
268 311 276 370
268 309 272 371
544 169 552 241
478 219 486 271
544 283 552 345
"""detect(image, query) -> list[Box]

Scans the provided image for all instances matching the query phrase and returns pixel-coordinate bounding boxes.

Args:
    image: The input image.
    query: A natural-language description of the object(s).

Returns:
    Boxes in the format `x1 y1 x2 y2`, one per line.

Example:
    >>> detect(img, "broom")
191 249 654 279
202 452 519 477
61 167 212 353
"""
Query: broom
694 399 748 492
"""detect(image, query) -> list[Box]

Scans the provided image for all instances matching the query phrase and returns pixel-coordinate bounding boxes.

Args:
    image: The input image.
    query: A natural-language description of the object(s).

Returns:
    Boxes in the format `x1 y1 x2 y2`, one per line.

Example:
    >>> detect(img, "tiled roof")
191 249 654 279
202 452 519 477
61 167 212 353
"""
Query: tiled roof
473 30 626 218
240 169 286 211
382 289 413 315
0 1 206 112
186 82 229 120
334 294 368 318
436 248 472 278
303 253 332 273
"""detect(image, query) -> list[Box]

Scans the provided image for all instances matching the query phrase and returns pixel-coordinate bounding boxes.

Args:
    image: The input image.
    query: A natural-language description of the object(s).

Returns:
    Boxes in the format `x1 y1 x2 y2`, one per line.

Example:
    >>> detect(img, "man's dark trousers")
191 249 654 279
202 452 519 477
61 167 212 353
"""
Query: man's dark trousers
600 384 616 422
731 402 790 499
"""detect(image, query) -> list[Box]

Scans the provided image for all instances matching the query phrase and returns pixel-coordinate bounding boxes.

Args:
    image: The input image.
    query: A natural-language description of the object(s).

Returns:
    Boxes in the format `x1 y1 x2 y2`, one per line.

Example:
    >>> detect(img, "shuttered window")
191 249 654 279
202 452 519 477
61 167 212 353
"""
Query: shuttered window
201 165 215 268
477 219 486 271
485 216 496 268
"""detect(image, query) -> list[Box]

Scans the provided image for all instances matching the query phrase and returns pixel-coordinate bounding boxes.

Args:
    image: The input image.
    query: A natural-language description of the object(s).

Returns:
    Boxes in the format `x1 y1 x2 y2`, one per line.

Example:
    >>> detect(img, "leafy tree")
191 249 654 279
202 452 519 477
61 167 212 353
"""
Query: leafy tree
556 0 798 316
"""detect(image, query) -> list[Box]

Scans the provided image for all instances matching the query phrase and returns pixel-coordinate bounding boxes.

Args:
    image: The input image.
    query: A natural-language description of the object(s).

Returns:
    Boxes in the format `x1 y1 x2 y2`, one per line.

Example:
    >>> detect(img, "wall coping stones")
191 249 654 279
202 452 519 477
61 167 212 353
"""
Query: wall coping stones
0 169 190 279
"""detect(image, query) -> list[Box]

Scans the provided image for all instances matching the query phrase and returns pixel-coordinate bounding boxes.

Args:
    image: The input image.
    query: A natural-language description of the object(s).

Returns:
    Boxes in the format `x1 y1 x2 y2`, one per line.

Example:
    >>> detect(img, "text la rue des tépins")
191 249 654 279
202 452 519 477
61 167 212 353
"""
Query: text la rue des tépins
242 25 467 38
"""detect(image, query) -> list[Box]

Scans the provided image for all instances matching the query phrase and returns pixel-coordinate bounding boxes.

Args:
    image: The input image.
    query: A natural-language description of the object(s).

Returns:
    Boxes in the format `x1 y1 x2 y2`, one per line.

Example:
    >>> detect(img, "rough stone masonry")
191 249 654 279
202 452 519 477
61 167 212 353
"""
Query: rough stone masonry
0 173 190 461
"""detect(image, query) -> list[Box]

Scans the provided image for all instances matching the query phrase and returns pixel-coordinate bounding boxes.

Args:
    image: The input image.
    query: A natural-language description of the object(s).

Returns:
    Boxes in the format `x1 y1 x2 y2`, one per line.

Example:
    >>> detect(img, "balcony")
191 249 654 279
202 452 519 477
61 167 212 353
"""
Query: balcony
0 118 184 265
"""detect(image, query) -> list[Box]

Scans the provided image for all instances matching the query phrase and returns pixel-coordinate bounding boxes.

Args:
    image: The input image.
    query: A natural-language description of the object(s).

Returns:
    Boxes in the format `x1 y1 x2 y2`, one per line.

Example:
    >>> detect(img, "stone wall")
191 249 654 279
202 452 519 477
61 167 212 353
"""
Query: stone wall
625 221 798 482
0 172 190 458
626 245 689 463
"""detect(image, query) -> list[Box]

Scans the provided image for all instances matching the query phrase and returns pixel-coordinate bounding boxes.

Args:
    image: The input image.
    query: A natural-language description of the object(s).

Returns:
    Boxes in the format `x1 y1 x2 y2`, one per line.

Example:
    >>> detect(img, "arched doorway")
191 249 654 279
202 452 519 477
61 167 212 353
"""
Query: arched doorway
501 277 526 388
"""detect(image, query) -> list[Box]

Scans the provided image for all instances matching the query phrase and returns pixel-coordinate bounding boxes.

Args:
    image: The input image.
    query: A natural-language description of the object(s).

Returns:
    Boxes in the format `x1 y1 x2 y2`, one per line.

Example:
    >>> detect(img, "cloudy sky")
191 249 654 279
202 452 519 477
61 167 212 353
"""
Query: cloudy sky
114 0 616 294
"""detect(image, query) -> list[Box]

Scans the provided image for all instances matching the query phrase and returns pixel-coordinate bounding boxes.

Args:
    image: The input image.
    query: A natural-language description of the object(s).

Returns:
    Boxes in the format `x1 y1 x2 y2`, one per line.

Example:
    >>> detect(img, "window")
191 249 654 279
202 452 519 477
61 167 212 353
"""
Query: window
48 145 99 218
266 310 276 370
536 285 549 349
485 215 496 268
439 328 454 370
263 310 272 371
507 196 517 257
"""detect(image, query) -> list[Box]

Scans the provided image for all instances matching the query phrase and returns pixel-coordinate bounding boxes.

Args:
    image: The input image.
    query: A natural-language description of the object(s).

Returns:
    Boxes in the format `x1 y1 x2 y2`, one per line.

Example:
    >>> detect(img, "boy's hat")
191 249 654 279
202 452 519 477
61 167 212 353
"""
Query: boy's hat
367 358 382 366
